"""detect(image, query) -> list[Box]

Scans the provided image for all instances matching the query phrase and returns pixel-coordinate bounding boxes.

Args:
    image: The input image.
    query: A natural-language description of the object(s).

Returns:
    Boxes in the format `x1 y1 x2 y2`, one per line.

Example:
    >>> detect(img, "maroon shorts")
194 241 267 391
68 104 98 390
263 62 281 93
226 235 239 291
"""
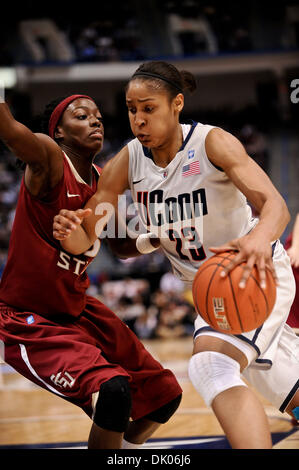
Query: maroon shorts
0 296 182 420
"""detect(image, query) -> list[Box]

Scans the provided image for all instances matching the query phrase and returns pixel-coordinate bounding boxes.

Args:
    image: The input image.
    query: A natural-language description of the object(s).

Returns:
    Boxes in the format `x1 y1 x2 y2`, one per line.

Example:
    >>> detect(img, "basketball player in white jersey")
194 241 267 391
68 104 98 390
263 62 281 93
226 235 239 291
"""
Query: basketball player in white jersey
53 61 299 449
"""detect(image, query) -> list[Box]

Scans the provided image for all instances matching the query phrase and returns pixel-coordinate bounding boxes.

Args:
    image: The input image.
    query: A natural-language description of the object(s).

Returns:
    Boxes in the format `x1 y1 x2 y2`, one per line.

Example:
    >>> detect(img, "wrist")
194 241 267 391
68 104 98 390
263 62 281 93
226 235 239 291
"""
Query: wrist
136 233 160 254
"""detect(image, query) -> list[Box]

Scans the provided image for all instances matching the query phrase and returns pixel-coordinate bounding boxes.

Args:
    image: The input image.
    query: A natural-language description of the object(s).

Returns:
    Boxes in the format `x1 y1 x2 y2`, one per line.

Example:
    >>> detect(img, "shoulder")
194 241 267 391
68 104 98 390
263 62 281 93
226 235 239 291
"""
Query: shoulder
206 127 245 151
34 132 63 158
103 145 129 171
25 133 64 197
97 145 130 190
205 127 248 170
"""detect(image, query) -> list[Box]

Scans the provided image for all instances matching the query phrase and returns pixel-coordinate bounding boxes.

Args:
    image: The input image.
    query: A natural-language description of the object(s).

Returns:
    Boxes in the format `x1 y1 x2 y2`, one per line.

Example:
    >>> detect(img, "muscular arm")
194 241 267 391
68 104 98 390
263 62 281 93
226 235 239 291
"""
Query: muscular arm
57 146 132 254
206 128 290 242
206 128 290 286
0 102 63 196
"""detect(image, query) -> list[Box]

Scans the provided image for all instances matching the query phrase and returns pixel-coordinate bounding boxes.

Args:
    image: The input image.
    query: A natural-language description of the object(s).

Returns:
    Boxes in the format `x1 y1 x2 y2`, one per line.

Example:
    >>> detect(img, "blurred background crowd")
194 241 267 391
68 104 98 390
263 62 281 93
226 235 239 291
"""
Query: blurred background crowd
0 0 298 337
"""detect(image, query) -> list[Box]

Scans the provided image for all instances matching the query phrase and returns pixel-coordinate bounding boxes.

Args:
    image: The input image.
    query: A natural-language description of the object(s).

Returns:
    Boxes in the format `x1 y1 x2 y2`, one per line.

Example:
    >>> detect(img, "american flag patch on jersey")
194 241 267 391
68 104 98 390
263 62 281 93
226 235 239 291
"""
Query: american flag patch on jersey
182 161 200 177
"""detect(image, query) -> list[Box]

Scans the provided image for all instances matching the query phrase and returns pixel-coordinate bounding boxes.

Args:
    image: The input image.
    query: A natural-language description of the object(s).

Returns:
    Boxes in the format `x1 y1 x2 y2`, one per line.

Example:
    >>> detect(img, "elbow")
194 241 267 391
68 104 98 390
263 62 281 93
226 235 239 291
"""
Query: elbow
278 195 290 228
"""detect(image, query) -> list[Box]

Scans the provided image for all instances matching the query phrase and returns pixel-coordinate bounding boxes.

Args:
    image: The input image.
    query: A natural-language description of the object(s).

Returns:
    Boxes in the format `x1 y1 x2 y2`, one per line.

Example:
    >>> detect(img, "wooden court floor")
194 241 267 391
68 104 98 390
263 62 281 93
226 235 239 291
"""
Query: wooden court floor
0 336 298 450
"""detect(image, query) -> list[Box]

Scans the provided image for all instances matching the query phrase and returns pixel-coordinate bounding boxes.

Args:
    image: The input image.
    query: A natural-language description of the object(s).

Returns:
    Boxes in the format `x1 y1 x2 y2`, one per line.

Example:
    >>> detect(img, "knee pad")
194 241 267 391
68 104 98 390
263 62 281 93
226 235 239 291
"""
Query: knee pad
93 376 132 432
188 351 246 407
144 394 182 424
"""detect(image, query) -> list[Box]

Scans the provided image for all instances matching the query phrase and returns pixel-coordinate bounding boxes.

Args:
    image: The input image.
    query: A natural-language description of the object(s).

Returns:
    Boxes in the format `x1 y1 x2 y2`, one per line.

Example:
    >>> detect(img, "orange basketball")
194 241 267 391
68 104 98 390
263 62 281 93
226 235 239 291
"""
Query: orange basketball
192 251 277 335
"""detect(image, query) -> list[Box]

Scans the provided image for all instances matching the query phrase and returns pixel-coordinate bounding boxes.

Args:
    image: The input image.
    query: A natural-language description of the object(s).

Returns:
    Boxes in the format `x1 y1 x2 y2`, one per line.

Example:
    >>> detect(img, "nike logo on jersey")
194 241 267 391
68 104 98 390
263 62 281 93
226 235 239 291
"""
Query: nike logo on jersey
132 178 145 185
67 191 80 198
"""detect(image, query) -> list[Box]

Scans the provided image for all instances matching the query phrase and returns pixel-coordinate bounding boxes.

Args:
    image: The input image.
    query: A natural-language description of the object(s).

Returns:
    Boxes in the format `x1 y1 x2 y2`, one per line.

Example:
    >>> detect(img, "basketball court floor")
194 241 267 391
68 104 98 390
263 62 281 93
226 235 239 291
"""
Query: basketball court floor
0 335 298 451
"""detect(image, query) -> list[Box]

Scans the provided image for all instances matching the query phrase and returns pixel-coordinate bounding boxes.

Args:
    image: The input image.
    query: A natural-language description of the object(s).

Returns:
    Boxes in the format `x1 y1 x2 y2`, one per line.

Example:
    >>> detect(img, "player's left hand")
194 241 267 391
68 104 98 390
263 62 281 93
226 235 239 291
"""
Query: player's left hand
209 233 278 289
53 208 92 240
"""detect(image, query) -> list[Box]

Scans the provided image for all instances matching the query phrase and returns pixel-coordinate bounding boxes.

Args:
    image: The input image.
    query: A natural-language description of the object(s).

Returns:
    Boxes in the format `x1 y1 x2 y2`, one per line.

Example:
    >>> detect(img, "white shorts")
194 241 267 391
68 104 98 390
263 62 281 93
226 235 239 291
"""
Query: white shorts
193 240 299 411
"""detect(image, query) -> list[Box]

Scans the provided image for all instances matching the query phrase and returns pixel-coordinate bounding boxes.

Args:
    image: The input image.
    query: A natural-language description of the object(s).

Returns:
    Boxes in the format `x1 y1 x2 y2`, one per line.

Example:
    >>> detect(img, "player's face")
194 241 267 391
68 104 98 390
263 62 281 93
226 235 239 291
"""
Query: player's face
126 80 183 149
56 98 104 154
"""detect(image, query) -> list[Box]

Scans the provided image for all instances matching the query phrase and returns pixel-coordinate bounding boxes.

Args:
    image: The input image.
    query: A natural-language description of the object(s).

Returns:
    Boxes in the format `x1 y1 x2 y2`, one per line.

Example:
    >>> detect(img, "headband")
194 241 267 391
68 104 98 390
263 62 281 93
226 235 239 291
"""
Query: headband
131 71 183 93
48 94 94 138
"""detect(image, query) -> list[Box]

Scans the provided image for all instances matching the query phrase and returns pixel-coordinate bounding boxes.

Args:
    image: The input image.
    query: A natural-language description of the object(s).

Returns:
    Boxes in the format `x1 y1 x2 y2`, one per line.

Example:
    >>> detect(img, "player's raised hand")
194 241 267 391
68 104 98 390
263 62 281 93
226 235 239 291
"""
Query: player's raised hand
209 233 278 289
53 208 92 240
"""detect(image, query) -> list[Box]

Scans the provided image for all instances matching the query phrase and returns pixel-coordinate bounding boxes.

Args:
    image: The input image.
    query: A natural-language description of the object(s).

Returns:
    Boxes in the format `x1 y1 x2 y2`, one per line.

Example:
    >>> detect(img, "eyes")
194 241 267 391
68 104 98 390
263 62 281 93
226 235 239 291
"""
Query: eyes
127 105 154 115
76 113 103 124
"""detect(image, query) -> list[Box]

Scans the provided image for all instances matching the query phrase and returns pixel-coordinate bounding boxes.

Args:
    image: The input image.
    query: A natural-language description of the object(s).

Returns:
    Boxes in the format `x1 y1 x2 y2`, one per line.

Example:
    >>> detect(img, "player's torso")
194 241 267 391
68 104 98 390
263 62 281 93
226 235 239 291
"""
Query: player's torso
0 153 101 316
128 122 255 283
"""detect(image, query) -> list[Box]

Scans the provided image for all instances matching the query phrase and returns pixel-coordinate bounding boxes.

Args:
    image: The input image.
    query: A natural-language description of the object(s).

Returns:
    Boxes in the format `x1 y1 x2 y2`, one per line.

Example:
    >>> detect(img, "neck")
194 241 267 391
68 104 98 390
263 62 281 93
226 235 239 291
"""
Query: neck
151 124 183 168
60 144 94 186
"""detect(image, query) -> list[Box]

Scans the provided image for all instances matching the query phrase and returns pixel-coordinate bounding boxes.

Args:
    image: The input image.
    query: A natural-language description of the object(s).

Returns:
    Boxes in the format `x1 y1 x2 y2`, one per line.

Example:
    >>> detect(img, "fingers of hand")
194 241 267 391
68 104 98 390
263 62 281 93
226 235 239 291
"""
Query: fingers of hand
53 229 68 240
256 256 266 289
76 208 92 218
221 253 275 289
209 245 237 253
54 214 77 231
266 259 279 286
220 251 245 280
53 214 81 243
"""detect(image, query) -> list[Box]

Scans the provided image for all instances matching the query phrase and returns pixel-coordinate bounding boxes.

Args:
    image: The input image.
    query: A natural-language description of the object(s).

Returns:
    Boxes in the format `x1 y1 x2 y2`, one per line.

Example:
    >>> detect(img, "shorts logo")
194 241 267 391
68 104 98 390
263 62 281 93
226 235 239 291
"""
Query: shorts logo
212 297 230 330
26 315 35 325
50 371 75 389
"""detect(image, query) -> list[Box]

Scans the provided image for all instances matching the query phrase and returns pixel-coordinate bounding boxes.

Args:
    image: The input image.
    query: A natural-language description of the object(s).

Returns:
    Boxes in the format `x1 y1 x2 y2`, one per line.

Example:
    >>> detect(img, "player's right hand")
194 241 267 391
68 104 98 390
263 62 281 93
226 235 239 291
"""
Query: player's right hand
53 208 92 240
287 245 299 268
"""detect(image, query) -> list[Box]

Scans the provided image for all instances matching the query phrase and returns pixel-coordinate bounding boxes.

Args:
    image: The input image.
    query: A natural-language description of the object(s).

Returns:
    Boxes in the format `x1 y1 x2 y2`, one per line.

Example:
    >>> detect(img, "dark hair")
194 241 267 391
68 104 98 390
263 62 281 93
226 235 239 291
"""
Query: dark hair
40 95 69 137
127 61 197 99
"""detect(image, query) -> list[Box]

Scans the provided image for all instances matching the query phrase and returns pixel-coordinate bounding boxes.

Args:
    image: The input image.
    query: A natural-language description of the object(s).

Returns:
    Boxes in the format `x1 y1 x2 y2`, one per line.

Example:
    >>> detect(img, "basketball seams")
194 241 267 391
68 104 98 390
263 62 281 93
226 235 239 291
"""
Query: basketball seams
204 264 223 328
194 252 238 330
227 272 243 331
249 273 270 315
192 252 275 334
204 252 234 329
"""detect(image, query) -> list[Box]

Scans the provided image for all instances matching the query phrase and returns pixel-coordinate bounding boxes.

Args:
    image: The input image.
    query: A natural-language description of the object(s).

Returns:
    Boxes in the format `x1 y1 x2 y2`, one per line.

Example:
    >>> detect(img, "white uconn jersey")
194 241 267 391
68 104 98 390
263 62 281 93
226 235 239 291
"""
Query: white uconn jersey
128 122 257 285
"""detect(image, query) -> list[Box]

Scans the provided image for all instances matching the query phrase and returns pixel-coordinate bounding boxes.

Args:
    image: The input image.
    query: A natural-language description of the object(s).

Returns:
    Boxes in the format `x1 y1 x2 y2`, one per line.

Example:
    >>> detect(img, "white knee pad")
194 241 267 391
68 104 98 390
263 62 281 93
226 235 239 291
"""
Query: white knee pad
188 351 247 407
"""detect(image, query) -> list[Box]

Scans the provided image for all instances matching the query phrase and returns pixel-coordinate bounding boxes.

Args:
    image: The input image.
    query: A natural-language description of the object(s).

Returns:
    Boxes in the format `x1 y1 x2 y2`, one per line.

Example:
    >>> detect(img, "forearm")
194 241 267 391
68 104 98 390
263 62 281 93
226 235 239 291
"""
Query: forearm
106 232 160 259
106 236 141 259
60 225 94 255
250 196 290 242
0 103 46 163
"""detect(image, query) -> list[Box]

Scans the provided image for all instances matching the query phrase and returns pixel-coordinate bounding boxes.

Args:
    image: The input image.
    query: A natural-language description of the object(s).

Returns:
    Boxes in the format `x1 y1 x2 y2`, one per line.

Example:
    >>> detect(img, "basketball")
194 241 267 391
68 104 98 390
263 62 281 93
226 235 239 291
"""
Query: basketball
192 251 277 335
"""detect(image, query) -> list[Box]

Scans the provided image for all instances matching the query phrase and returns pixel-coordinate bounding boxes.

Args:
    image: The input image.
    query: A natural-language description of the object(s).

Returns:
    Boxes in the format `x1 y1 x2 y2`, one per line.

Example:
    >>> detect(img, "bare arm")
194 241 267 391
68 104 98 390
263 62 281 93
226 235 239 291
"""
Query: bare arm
54 146 131 254
0 102 63 196
206 128 290 287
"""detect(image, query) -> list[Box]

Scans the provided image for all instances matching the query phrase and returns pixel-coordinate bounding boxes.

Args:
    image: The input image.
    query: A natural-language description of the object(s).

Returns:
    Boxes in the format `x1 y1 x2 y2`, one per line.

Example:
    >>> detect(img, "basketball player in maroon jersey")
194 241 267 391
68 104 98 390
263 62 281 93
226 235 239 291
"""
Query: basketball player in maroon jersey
0 95 182 449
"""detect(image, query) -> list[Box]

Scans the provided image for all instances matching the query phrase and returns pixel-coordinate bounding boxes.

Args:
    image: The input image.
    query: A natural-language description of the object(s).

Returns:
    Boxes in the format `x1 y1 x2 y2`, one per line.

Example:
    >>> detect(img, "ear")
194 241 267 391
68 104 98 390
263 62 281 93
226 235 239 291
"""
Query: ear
173 93 184 113
54 126 64 140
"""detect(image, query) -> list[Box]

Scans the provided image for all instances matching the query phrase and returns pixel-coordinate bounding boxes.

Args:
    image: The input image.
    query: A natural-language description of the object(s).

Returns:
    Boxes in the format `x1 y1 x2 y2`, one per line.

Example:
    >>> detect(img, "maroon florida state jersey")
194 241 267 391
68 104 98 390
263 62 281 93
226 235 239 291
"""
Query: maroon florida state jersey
0 153 101 318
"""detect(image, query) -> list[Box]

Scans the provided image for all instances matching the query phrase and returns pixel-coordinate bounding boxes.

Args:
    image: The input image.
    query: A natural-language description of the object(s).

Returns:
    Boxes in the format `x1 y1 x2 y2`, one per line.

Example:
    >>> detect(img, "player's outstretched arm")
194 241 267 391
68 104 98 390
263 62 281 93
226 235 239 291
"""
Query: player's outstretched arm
53 146 161 257
53 147 130 254
0 102 63 190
